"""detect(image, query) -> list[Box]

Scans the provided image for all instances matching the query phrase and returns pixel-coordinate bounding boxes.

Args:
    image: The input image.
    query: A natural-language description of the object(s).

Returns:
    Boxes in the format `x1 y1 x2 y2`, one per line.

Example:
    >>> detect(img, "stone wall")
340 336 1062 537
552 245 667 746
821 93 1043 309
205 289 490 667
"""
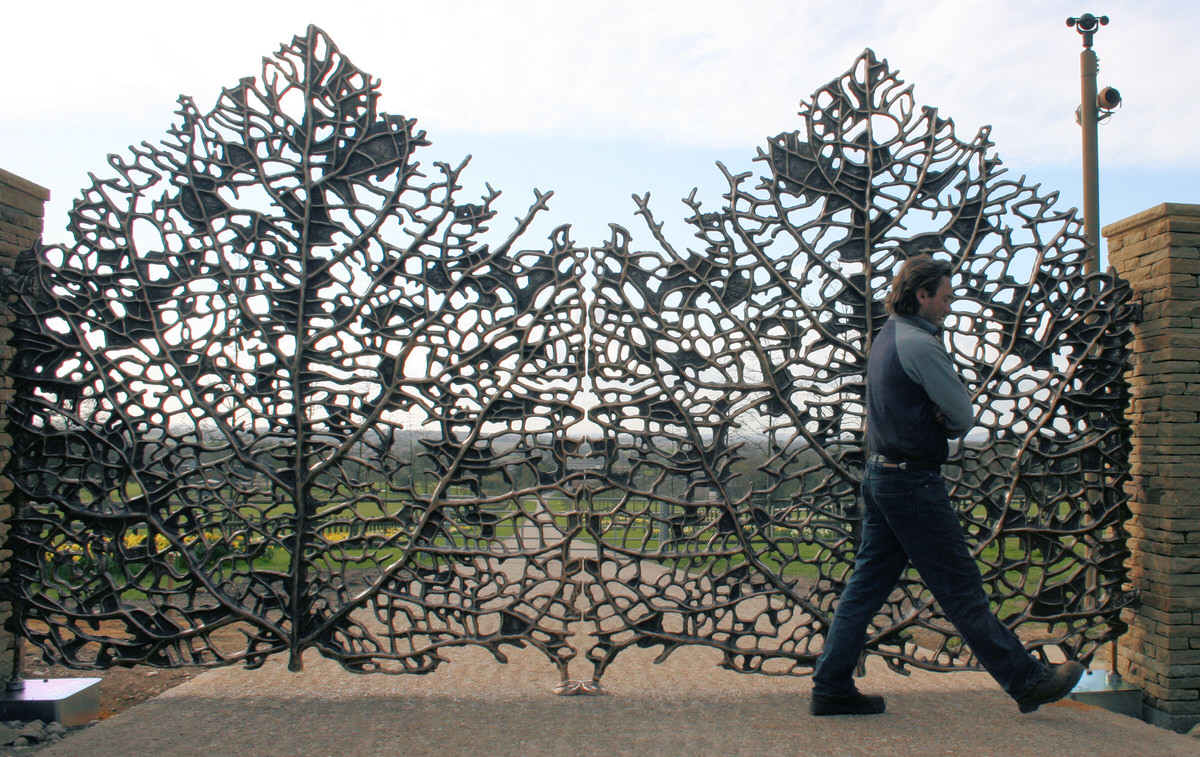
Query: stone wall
1105 203 1200 733
0 168 49 681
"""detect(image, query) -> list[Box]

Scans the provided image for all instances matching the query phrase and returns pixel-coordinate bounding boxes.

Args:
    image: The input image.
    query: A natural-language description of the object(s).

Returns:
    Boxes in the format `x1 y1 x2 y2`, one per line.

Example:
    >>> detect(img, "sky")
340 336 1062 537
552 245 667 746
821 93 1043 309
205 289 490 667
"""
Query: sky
3 0 1197 267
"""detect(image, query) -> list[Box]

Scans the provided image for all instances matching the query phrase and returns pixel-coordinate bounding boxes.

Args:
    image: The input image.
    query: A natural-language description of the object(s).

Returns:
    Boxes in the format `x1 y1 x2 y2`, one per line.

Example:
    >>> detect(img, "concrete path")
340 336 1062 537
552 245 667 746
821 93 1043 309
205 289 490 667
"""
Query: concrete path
32 644 1200 756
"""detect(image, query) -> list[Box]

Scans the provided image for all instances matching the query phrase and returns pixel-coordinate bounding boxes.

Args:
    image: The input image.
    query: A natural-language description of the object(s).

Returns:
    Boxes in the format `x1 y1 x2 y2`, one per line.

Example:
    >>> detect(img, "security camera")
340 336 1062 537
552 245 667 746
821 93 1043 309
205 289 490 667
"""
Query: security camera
1067 14 1109 32
1097 86 1121 110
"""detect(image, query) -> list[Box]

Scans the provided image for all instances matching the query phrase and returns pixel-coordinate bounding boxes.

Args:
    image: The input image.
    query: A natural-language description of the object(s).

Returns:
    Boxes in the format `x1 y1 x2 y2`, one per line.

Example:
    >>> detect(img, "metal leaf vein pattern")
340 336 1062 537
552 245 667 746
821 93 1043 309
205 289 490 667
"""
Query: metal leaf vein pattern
4 29 1135 685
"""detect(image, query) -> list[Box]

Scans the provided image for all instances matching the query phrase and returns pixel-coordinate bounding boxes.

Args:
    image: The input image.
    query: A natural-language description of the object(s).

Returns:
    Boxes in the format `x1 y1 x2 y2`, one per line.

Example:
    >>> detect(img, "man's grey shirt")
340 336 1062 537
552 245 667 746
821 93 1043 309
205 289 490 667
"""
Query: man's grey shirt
866 314 973 464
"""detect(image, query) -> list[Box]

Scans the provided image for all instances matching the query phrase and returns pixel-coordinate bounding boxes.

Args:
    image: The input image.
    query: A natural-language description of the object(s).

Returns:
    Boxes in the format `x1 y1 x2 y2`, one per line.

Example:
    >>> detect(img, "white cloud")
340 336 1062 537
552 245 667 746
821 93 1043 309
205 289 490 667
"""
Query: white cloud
5 0 1196 169
2 0 1195 245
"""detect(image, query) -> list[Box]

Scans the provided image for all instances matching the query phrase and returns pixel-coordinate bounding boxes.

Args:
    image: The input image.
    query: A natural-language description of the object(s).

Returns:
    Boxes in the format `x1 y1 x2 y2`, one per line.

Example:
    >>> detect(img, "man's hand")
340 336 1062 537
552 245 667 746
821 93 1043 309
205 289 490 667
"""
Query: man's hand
933 407 947 426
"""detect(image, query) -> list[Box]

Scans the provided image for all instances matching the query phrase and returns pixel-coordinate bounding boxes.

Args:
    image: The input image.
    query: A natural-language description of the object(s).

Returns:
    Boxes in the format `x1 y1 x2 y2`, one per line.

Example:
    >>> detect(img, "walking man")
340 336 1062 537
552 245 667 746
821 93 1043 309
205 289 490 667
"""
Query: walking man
810 254 1084 716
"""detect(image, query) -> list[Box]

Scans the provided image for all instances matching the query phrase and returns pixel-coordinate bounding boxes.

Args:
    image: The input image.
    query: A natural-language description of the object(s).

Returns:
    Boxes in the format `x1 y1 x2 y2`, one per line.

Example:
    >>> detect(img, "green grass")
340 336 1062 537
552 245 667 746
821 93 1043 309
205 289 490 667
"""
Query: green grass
48 486 1080 616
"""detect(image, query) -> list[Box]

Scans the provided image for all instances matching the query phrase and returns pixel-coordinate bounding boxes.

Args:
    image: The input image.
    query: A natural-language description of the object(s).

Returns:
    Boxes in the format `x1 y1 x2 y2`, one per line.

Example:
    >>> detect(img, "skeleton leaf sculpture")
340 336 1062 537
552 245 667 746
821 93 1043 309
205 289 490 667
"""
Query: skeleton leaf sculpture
4 27 1134 687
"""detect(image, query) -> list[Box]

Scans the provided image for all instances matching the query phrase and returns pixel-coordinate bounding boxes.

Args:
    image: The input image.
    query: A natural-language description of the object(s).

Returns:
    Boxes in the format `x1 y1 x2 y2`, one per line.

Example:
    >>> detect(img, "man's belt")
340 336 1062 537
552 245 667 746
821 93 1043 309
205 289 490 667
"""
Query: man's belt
866 453 940 471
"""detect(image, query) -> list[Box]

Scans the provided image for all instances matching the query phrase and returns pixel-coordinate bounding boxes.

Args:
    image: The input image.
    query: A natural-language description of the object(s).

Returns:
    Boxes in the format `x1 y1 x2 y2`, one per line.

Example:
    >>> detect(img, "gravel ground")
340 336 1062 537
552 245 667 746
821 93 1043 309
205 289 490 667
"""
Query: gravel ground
15 645 1200 757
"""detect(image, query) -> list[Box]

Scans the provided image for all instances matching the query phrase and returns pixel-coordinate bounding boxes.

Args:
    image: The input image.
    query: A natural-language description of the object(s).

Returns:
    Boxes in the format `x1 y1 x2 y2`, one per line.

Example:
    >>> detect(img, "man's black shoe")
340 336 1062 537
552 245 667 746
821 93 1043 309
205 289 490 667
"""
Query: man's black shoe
1016 661 1085 713
810 691 886 716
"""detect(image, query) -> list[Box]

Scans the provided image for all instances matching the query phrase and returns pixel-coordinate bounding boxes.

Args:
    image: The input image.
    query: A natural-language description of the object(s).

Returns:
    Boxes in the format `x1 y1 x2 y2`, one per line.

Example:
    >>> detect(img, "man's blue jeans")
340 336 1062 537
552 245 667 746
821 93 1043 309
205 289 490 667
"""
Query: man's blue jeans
812 462 1046 699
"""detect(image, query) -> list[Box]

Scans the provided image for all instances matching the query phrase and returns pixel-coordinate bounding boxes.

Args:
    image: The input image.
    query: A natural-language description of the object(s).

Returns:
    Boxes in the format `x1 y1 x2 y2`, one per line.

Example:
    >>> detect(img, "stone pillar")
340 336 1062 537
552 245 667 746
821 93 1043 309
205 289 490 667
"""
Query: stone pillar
0 169 49 680
1105 203 1200 733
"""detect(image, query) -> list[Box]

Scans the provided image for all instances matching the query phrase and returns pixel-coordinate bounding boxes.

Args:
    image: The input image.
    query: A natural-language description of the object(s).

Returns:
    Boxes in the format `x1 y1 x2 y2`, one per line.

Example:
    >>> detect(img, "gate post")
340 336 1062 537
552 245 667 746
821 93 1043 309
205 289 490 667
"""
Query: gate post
0 168 48 680
1105 203 1200 732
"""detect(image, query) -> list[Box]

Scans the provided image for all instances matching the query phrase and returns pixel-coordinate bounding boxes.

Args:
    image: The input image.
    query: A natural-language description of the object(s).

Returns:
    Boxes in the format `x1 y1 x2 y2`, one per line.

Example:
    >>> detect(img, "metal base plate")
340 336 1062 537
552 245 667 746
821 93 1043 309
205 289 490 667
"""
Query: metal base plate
0 678 102 727
1067 670 1142 718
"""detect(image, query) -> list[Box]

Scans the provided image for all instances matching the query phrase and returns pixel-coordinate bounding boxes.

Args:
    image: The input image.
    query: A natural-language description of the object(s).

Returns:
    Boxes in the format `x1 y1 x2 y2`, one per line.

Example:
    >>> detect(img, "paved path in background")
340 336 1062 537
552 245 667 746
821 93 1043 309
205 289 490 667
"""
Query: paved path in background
33 644 1200 756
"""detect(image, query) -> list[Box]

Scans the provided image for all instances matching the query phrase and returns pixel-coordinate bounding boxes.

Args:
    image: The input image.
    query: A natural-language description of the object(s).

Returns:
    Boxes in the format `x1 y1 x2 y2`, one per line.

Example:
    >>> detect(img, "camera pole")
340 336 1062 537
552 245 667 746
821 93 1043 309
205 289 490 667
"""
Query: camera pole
1067 13 1109 274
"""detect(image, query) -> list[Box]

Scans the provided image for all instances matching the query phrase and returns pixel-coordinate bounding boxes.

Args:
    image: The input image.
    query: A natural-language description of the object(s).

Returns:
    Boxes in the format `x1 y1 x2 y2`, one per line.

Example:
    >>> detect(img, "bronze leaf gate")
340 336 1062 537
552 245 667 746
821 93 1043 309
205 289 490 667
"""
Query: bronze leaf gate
3 27 1136 690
